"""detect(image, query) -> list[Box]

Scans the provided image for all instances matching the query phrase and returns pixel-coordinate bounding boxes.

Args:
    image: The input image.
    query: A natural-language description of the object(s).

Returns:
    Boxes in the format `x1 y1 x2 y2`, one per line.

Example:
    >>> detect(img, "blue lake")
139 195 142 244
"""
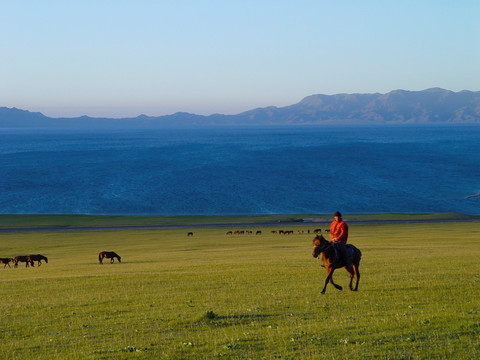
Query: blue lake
1 125 479 215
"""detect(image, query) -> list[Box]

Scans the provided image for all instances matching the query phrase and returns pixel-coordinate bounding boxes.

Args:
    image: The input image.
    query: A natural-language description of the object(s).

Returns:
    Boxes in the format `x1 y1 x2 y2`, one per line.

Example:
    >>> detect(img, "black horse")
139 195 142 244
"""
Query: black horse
99 251 121 264
29 254 48 266
14 256 34 268
312 235 361 294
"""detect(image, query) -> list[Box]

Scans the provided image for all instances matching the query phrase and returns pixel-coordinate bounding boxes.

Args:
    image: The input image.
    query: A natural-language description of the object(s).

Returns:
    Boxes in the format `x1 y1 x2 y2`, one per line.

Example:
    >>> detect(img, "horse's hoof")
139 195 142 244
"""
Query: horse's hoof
320 291 325 295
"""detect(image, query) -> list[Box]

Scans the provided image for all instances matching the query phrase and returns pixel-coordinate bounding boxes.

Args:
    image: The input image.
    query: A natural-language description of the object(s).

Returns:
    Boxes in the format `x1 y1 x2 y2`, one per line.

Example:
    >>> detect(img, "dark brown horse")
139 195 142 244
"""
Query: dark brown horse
0 258 14 268
99 251 121 264
312 235 361 294
14 256 34 268
29 254 48 266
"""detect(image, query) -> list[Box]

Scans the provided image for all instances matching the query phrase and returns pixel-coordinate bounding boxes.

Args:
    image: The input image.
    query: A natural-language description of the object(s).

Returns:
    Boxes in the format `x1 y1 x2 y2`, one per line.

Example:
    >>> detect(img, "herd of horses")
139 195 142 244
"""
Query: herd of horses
226 228 330 235
0 254 48 268
0 251 123 268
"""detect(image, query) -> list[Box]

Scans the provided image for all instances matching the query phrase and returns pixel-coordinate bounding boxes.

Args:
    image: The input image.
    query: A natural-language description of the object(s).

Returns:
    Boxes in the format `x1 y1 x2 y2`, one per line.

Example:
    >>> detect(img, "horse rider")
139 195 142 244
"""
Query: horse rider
329 211 350 266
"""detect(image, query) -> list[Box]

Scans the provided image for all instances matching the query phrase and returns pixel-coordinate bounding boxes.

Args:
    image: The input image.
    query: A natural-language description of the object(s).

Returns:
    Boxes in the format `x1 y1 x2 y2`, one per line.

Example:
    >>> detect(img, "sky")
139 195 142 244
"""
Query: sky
1 0 479 118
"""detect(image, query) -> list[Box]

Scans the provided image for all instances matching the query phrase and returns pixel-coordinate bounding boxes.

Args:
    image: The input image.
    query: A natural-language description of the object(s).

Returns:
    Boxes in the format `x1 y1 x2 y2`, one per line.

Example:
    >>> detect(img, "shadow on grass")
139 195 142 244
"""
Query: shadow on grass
193 311 274 327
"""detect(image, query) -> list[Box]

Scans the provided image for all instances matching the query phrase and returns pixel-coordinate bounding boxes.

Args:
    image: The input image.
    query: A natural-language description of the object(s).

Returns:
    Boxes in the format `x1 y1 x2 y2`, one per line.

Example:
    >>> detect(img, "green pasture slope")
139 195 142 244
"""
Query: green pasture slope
0 215 479 359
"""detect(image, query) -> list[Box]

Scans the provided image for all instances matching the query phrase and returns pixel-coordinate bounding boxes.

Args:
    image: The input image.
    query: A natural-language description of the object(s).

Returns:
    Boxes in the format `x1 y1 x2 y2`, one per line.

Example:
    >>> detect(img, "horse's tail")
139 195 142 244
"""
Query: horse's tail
98 252 103 263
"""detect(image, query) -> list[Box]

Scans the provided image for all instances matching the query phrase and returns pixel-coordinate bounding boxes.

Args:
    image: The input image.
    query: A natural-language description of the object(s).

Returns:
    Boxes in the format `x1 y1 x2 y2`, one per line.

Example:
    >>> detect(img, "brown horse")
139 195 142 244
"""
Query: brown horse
0 258 14 268
99 251 121 264
14 256 34 268
312 235 361 294
29 254 48 266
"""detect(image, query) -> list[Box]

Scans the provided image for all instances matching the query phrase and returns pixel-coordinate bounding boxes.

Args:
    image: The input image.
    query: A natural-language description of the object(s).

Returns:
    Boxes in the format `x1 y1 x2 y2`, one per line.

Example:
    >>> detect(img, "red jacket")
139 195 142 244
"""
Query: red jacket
330 220 348 244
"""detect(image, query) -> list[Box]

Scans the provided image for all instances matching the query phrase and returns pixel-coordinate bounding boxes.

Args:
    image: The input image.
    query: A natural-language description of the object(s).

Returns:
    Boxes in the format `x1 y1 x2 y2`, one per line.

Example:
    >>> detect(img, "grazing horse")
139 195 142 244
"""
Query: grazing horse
312 235 361 294
0 258 14 268
29 254 48 266
99 251 121 264
14 256 34 268
187 232 194 236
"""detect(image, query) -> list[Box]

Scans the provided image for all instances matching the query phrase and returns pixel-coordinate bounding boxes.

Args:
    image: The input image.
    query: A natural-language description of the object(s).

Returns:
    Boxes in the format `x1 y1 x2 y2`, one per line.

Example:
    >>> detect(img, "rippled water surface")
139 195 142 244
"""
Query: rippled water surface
1 125 479 215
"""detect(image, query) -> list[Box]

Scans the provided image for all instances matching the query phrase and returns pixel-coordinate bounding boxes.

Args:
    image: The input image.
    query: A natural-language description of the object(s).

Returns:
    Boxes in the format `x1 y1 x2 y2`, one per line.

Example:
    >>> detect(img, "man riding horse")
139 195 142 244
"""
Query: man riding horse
329 211 350 267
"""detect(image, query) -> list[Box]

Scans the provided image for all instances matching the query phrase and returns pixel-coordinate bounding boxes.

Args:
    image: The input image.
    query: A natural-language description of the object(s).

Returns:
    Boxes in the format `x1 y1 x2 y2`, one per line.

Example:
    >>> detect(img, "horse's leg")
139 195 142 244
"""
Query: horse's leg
353 263 360 291
321 268 336 294
345 266 355 290
329 272 343 291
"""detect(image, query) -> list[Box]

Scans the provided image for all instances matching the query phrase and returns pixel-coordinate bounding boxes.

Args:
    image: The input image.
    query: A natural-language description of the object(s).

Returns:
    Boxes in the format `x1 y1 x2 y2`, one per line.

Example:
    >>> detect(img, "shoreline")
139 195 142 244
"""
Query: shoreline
0 215 479 233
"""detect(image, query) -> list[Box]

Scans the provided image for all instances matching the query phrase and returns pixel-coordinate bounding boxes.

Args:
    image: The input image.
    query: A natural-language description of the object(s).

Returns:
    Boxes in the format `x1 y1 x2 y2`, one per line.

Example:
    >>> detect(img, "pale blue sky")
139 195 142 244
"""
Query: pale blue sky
1 0 479 118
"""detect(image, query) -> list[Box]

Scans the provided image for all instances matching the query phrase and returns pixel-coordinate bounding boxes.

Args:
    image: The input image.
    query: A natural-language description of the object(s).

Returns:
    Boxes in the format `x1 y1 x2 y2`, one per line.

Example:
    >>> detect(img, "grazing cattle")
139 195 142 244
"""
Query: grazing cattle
14 256 34 268
187 232 194 236
0 258 14 268
298 230 304 234
99 251 121 264
325 229 330 233
29 254 48 266
314 229 322 234
256 230 262 235
312 234 361 294
226 231 233 235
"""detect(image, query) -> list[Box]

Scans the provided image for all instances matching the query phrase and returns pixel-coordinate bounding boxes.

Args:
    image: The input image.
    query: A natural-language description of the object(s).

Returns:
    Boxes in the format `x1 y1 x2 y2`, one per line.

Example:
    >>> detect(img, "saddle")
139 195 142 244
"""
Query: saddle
332 243 354 267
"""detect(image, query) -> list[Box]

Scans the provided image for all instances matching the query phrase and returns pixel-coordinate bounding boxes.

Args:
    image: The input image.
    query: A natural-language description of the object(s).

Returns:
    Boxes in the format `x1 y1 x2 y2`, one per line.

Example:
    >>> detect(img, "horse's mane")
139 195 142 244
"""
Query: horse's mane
312 234 327 246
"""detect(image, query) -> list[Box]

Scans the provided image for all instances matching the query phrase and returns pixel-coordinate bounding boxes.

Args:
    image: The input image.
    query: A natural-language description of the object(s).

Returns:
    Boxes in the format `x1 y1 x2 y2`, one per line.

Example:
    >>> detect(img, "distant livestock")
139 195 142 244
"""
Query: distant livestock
99 251 121 264
29 254 48 266
14 256 34 268
0 258 14 268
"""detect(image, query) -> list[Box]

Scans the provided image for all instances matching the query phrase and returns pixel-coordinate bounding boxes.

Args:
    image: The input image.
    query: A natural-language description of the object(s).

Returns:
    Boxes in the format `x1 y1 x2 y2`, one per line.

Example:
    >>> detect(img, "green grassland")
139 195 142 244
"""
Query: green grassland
1 218 479 359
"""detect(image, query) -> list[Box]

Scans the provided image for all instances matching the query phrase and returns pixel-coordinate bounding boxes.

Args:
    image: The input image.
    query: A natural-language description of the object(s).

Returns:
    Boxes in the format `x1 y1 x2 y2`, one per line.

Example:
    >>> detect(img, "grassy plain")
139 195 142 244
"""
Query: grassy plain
0 218 479 359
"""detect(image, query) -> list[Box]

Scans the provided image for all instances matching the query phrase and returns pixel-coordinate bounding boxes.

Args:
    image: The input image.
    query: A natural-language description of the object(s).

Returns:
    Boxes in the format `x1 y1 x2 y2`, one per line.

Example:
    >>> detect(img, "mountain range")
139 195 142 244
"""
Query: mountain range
1 88 479 128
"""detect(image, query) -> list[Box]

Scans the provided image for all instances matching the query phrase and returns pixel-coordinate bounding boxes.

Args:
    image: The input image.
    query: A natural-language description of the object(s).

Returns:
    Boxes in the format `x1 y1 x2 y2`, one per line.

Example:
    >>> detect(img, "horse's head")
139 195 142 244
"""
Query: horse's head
312 234 328 258
117 256 121 263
